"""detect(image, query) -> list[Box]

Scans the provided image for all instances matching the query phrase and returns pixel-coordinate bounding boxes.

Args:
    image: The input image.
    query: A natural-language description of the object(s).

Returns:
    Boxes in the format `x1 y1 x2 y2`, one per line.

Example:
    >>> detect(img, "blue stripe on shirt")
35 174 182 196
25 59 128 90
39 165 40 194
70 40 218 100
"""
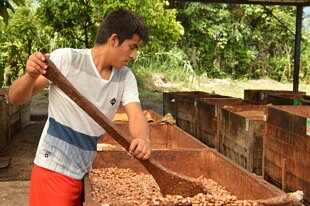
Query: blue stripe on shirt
47 117 101 151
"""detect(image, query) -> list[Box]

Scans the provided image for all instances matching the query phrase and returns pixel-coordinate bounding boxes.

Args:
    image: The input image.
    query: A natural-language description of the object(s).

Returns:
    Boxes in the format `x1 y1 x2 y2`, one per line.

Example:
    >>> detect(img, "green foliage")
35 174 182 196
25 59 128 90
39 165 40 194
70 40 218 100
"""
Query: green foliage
139 91 163 105
133 47 194 74
269 57 290 82
1 0 310 87
175 3 300 80
0 5 39 85
36 0 98 48
131 47 194 90
0 0 25 24
98 0 183 52
36 0 183 51
301 31 310 83
0 0 183 86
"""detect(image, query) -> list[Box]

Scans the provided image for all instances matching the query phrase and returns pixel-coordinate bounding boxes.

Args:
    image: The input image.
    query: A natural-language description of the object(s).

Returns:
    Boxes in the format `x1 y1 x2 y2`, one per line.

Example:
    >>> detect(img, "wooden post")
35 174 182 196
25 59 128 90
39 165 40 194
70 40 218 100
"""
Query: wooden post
281 158 287 192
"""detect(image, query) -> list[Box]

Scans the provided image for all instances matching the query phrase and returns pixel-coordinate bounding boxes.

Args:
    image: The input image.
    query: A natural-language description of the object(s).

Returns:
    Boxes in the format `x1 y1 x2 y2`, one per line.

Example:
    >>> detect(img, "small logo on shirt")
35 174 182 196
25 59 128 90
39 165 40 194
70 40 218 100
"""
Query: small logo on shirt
44 151 51 158
110 98 117 106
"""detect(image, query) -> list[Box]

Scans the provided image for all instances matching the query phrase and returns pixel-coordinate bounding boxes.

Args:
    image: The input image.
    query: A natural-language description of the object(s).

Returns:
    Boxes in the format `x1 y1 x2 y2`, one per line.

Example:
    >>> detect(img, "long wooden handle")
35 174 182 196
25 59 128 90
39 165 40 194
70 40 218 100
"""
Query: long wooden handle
43 59 207 197
43 59 132 151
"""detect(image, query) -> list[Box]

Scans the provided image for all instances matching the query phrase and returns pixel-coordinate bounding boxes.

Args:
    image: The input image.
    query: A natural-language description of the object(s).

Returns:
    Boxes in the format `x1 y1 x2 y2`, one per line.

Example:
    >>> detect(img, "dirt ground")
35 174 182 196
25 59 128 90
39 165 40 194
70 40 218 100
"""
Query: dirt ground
0 94 48 205
0 91 163 206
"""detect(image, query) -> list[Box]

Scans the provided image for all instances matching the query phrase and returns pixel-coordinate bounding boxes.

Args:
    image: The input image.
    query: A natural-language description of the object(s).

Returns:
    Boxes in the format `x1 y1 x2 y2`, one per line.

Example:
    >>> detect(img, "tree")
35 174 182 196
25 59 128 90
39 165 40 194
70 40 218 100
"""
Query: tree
0 0 25 24
174 2 297 80
0 4 39 85
36 0 97 48
36 0 183 52
1 0 184 86
98 0 183 52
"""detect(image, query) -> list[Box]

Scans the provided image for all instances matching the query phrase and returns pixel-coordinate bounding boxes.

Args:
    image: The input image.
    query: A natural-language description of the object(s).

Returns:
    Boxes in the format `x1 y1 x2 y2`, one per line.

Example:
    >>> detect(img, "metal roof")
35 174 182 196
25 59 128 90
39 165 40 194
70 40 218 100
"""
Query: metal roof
174 0 310 6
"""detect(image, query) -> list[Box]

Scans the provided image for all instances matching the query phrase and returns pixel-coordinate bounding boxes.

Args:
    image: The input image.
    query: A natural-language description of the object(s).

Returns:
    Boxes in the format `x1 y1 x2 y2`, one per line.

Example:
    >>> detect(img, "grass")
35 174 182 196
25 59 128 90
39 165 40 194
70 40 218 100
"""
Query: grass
132 48 309 101
139 91 163 103
139 91 163 111
138 74 310 102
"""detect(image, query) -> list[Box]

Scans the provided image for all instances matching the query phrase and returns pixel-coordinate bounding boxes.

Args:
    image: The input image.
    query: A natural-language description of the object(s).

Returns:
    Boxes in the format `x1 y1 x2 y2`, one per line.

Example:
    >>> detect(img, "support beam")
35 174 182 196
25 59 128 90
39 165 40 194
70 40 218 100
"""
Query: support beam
293 5 303 92
173 0 310 6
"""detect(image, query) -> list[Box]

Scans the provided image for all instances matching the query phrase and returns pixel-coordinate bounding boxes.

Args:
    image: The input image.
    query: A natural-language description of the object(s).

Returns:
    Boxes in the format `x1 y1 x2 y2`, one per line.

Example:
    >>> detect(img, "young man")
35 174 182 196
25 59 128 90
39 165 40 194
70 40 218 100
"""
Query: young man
8 9 151 205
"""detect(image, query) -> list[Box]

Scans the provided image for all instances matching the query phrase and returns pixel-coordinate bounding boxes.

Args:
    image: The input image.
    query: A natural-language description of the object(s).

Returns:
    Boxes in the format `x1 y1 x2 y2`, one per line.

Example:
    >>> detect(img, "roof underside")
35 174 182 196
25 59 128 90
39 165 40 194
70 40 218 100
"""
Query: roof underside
174 0 310 6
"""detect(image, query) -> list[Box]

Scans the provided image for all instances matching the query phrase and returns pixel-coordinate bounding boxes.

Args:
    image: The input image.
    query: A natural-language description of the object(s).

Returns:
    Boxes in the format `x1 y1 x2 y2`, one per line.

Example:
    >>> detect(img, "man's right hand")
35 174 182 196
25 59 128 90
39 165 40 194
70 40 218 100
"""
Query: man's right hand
26 52 50 79
8 52 50 105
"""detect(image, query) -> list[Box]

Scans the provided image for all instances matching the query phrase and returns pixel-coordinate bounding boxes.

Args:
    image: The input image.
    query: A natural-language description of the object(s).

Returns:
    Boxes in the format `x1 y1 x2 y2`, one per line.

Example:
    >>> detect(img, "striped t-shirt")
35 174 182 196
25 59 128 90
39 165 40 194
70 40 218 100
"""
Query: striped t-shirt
34 48 140 179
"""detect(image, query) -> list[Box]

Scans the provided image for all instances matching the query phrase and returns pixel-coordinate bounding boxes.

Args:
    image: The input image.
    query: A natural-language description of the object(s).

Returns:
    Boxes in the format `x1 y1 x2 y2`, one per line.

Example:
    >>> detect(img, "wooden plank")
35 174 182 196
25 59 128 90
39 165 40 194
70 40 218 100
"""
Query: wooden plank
0 156 11 169
0 97 9 151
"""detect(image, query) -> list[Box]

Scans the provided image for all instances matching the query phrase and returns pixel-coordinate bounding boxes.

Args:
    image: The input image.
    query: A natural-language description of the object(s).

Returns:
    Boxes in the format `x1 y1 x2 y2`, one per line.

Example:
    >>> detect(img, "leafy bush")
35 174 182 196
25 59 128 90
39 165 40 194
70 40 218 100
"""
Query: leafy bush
131 47 195 90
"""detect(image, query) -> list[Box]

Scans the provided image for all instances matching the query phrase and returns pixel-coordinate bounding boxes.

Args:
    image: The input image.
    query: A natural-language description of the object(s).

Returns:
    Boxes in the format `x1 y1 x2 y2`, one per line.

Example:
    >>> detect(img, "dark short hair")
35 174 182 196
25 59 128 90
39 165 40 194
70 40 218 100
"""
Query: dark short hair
95 9 149 45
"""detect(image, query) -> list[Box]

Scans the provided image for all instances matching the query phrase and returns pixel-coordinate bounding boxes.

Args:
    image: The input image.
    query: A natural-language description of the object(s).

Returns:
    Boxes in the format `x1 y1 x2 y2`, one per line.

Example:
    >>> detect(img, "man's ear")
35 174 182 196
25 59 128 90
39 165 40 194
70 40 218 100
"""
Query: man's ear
109 34 119 47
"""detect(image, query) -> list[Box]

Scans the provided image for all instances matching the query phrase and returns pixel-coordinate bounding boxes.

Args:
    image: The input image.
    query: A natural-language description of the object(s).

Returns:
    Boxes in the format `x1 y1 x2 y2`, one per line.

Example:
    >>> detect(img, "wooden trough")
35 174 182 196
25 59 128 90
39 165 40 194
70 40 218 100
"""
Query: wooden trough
196 98 251 149
98 109 205 151
0 89 30 151
264 105 310 204
112 109 163 123
85 110 306 205
87 142 290 205
163 91 210 122
176 93 235 138
244 89 306 105
266 93 309 105
99 121 207 150
219 105 267 175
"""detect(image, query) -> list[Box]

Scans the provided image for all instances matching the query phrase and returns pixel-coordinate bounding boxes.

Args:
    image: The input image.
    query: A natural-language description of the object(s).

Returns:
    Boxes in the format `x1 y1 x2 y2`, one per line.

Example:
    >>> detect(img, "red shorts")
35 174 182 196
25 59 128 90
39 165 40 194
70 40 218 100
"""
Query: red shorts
29 164 84 206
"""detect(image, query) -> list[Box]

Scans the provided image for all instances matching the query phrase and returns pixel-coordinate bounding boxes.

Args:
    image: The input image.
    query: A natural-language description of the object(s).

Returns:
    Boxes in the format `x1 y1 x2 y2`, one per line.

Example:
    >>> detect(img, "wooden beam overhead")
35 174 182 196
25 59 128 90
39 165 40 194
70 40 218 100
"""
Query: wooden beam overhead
173 0 310 6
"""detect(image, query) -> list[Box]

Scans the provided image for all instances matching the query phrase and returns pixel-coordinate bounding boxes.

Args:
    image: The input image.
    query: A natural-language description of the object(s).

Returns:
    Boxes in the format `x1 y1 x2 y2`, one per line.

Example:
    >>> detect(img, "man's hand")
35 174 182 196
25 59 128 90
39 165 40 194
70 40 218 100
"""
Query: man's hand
8 52 50 105
124 102 151 160
129 138 151 160
26 52 50 79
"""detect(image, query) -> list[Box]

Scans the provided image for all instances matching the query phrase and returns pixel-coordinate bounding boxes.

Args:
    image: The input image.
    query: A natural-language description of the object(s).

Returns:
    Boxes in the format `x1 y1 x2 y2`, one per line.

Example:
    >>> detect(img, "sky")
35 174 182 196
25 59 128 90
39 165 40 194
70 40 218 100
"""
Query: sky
304 6 310 30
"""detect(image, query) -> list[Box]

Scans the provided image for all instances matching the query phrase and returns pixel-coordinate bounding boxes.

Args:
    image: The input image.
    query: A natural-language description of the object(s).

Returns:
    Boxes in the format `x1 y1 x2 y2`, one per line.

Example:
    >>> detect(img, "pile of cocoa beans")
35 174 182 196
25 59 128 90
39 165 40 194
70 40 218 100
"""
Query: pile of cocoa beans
89 167 259 206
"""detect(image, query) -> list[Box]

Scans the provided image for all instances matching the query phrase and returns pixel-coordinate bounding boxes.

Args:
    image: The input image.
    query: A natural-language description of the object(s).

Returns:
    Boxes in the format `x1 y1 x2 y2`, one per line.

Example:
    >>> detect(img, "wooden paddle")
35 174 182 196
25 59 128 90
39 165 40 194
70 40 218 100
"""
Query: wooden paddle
43 58 207 197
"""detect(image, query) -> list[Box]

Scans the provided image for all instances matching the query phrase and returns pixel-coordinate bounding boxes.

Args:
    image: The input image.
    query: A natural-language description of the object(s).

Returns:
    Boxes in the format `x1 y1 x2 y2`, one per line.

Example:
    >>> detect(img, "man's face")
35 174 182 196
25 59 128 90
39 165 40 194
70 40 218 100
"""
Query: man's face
113 34 141 69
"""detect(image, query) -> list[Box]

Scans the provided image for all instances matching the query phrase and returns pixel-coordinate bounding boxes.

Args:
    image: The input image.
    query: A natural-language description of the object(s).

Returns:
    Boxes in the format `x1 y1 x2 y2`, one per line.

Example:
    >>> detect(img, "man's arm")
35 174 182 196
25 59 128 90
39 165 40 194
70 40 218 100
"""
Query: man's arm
125 102 151 160
8 52 50 105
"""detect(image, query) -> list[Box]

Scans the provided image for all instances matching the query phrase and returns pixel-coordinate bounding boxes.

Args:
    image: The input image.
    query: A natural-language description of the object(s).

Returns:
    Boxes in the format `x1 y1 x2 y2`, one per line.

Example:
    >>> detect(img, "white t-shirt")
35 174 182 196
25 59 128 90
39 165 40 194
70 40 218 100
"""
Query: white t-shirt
34 48 140 179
